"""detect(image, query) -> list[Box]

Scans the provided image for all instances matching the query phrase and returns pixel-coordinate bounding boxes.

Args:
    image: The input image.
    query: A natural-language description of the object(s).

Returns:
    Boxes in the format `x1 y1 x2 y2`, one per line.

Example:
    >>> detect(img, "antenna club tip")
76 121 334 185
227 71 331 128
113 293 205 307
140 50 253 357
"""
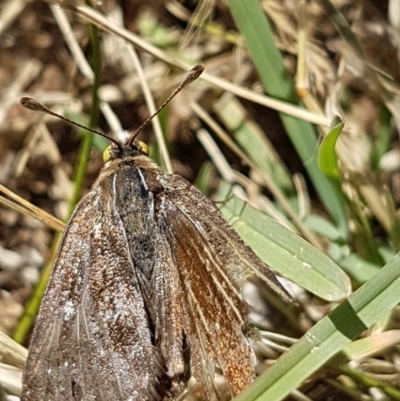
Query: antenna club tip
185 65 204 85
20 97 44 112
192 65 205 75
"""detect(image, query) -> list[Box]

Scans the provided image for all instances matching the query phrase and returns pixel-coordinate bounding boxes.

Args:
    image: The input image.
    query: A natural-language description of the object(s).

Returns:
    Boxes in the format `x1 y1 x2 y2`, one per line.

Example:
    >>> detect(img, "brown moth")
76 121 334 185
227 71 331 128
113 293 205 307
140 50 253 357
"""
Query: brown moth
20 66 291 401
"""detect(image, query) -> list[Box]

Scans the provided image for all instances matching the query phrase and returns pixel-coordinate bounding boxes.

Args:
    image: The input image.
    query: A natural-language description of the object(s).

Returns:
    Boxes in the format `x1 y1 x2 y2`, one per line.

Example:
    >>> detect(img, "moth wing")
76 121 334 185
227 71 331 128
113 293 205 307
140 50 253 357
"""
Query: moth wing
153 231 188 396
21 189 160 401
159 175 281 397
165 175 290 301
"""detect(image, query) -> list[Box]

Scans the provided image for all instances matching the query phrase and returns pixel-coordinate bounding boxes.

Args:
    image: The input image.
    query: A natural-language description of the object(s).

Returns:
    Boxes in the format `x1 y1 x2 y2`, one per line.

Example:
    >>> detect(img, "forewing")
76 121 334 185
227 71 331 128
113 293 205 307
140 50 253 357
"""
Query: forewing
21 187 160 401
158 176 267 397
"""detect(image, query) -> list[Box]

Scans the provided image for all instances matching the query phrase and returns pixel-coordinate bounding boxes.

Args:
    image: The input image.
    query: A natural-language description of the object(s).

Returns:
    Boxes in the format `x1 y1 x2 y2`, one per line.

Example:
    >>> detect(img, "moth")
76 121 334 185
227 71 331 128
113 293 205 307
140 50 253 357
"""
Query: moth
20 66 291 401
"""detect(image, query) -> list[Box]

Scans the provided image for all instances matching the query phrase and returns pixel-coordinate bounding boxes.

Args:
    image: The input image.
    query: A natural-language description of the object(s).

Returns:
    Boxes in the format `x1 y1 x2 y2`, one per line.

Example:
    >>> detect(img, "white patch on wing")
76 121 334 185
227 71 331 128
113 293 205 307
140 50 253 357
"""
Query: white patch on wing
93 221 102 238
63 300 75 321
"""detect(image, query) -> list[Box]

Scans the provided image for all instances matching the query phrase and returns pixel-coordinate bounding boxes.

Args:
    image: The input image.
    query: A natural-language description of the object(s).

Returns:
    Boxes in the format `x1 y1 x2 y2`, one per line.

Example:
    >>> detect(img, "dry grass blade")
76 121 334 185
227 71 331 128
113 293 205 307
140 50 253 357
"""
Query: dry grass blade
0 185 65 233
0 330 27 396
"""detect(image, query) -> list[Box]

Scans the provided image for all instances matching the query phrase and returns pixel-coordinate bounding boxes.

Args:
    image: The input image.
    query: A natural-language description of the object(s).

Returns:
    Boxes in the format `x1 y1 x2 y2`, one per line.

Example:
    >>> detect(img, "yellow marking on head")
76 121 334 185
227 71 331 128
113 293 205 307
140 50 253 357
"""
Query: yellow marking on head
138 141 149 155
103 145 112 162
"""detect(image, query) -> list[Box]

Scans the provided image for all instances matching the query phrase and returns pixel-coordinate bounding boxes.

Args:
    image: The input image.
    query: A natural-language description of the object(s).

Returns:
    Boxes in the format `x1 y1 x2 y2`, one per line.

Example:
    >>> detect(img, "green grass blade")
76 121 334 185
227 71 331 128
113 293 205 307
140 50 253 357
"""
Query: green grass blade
338 365 400 400
318 119 344 178
234 251 400 401
216 183 351 301
67 11 101 216
314 0 365 58
215 97 293 193
372 105 392 169
195 161 214 196
302 214 345 242
339 253 380 284
227 0 347 235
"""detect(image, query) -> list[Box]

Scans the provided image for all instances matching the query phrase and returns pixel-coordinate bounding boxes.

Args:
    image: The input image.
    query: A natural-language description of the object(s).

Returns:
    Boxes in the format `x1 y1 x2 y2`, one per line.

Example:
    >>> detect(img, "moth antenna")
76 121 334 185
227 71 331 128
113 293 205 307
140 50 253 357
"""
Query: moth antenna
20 97 122 149
128 64 204 146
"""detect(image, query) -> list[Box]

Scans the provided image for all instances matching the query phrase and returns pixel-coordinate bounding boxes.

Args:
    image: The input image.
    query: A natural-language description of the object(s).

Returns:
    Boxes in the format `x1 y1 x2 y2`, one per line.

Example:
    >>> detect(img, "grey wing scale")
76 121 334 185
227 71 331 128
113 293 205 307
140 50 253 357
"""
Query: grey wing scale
21 188 160 401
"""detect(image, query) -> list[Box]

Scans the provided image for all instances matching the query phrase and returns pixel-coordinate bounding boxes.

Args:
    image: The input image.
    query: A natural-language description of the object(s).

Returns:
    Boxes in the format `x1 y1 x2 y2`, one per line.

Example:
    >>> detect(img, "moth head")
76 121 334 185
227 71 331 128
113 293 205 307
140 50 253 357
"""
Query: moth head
103 135 149 162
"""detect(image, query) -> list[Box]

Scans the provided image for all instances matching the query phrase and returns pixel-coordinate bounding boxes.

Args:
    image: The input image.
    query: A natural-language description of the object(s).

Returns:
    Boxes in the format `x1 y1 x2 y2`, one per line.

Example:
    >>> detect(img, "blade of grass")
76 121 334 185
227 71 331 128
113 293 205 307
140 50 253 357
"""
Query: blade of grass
67 0 101 216
372 105 392 169
215 97 293 193
0 330 27 369
343 330 400 360
195 161 215 196
318 118 344 178
338 365 400 400
216 183 351 301
314 0 365 59
0 185 65 233
339 254 381 284
302 214 345 242
233 251 400 401
227 0 347 236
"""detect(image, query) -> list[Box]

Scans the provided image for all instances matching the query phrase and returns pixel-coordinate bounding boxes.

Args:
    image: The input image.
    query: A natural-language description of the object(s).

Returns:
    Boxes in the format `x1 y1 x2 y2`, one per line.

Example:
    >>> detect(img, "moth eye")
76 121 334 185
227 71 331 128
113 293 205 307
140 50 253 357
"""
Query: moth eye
138 141 149 155
103 145 112 162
